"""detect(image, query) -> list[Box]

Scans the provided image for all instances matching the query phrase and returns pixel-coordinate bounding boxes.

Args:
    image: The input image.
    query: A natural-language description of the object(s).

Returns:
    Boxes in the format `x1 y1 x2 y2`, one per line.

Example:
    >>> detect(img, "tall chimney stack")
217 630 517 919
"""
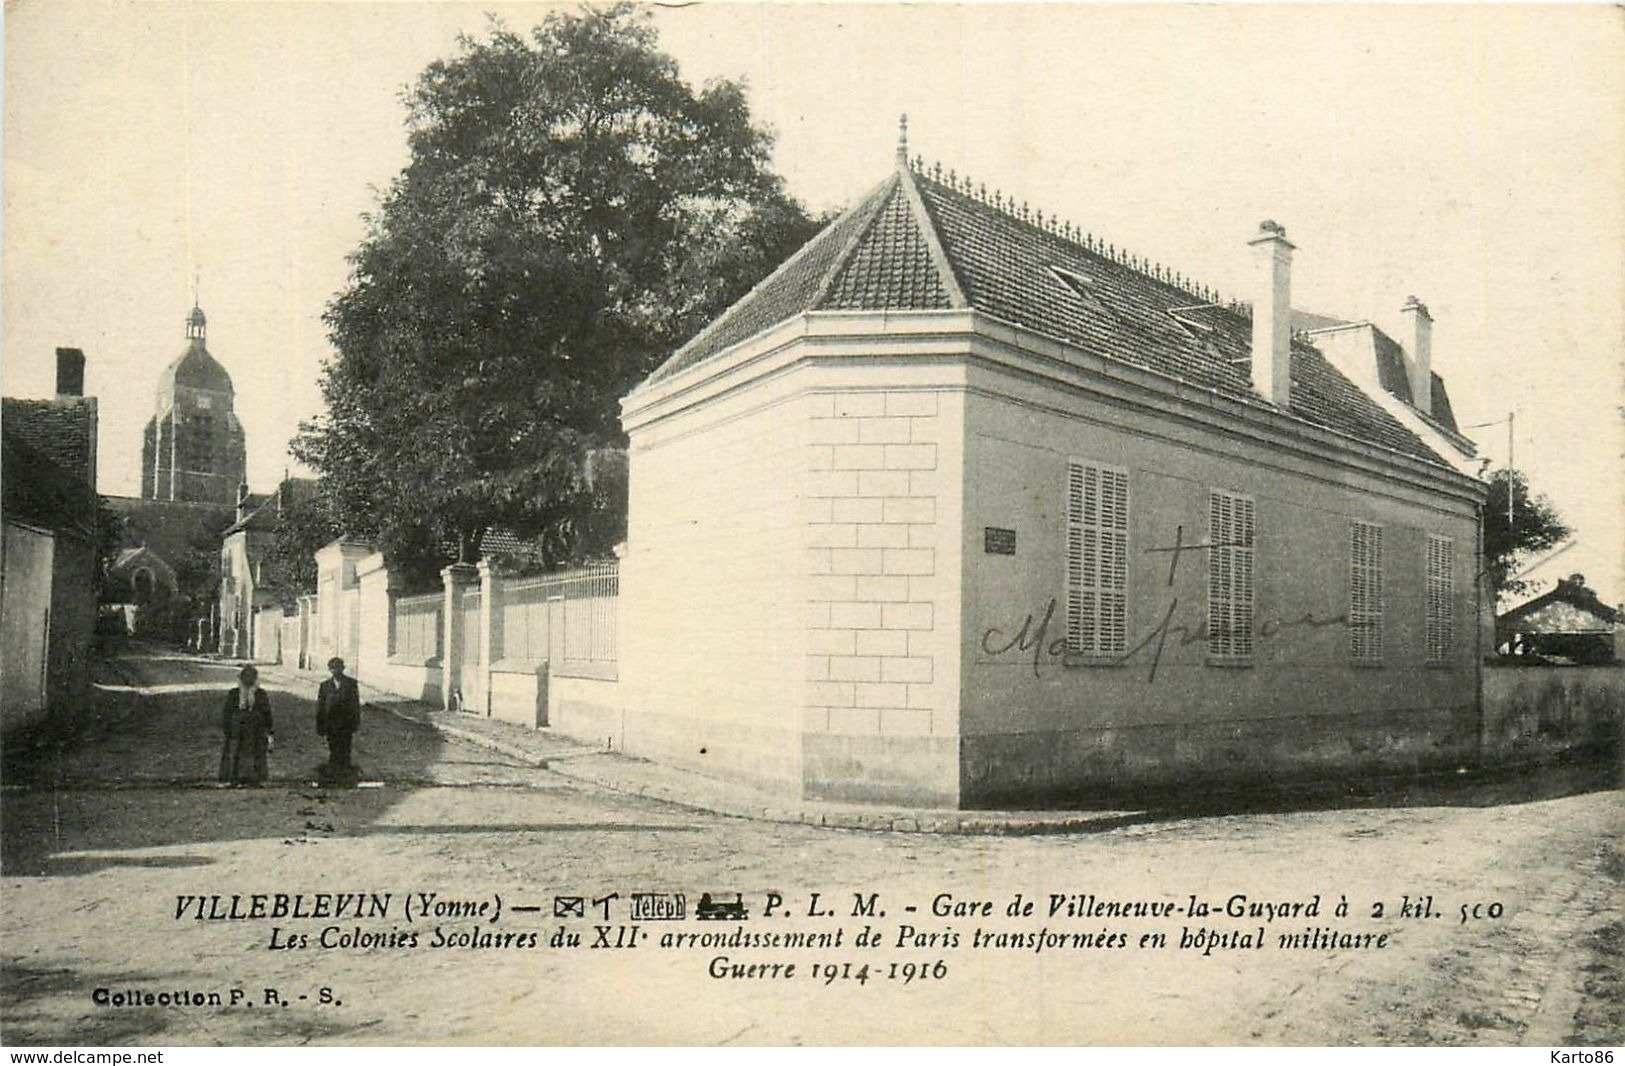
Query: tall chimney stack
1248 221 1295 409
55 347 86 399
236 479 251 523
1401 295 1433 417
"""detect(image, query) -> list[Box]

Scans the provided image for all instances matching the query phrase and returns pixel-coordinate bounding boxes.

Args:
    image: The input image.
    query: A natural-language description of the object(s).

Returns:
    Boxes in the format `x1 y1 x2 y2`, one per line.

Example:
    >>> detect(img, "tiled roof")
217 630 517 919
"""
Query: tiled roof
823 180 953 311
647 178 900 383
1429 375 1458 432
479 528 527 555
1368 325 1463 436
1291 309 1353 333
2 397 95 487
642 159 1449 466
434 527 540 558
1500 576 1621 628
1370 328 1415 405
2 430 97 536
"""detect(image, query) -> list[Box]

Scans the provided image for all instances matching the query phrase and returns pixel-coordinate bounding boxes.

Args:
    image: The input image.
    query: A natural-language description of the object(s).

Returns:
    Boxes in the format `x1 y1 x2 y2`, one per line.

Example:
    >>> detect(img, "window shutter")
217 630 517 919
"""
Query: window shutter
1349 521 1384 661
1208 490 1255 658
1426 535 1454 662
1066 462 1129 655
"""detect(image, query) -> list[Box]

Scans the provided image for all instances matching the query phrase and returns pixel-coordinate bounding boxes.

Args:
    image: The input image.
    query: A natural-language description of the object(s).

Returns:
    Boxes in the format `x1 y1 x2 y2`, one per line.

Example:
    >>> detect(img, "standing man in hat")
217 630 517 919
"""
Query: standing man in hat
316 656 361 779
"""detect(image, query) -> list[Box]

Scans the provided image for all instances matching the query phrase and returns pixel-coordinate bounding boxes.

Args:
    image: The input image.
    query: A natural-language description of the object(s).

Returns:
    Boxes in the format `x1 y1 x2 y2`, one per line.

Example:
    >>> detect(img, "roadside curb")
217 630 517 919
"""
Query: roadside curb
383 703 1140 836
252 660 1142 836
542 756 1146 836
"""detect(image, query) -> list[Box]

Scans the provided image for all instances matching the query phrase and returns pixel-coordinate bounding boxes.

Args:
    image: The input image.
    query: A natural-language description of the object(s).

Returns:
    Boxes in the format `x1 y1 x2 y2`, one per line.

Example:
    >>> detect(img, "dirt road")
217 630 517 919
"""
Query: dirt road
2 646 1619 1046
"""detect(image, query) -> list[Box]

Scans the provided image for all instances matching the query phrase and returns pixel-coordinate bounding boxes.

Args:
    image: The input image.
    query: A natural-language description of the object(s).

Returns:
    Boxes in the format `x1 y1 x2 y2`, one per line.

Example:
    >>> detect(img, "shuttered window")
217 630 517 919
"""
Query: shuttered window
1426 535 1454 662
1208 489 1255 659
1066 462 1129 655
1349 521 1384 662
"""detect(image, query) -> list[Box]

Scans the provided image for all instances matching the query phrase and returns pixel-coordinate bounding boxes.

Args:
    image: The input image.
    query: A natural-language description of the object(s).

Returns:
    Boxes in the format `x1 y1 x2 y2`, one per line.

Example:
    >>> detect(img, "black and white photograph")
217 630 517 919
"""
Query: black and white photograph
2 0 1621 1050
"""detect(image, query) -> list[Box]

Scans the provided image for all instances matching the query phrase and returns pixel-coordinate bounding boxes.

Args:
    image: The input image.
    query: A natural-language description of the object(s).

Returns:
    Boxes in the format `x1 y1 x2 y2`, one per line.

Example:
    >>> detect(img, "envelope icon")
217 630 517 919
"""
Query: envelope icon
554 895 585 918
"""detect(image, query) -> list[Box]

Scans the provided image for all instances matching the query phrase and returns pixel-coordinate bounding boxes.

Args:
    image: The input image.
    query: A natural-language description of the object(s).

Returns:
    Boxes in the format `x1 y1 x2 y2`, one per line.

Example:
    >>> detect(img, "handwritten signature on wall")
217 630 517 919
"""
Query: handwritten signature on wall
980 524 1356 683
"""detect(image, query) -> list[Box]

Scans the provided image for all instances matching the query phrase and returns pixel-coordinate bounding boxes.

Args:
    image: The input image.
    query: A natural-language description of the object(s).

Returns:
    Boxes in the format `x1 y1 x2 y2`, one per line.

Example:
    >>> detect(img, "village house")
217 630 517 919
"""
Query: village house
216 476 318 661
1497 575 1621 665
1 350 100 735
104 544 177 616
609 130 1490 806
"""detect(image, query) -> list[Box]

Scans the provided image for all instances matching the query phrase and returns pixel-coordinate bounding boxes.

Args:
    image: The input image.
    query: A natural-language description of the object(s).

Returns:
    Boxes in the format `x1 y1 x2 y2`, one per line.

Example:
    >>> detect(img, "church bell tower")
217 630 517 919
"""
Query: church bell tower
140 302 247 505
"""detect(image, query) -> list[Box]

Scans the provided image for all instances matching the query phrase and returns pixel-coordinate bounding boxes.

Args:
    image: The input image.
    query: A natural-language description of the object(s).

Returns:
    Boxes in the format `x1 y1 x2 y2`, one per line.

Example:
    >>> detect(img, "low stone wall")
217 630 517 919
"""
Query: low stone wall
253 606 285 664
343 550 623 734
488 661 547 728
370 658 443 707
1481 664 1624 766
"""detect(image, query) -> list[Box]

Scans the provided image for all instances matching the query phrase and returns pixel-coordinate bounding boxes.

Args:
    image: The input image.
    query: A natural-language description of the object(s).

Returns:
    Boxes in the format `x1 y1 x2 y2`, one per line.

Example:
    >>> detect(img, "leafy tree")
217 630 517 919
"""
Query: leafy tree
140 519 230 644
294 6 818 574
262 481 343 603
91 498 126 602
1482 468 1571 600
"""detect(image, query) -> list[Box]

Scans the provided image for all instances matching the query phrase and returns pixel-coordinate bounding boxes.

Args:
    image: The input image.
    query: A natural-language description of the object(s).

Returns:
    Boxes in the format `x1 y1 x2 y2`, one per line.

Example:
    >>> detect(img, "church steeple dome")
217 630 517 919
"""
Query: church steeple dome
143 300 245 504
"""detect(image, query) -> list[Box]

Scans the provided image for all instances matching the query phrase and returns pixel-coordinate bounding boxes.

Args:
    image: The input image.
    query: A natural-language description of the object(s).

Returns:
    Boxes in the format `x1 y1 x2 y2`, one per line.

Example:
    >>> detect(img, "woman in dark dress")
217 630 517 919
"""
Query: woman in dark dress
220 665 274 785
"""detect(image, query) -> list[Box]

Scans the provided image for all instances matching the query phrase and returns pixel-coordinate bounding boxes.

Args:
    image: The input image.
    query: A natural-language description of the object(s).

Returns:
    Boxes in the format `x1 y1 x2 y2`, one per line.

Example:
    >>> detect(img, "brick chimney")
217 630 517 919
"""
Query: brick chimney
1401 295 1433 416
1248 221 1295 408
55 347 85 399
236 480 251 523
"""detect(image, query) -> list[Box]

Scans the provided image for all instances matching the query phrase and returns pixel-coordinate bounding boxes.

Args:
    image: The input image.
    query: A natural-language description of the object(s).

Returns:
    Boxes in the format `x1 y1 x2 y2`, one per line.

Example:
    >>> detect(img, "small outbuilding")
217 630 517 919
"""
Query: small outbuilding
1498 575 1621 665
2 356 100 735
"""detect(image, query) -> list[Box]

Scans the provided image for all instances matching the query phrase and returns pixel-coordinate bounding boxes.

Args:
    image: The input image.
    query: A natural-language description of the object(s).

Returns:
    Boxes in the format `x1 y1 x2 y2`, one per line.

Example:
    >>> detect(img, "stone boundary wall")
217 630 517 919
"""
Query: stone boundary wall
316 548 621 732
1481 664 1623 766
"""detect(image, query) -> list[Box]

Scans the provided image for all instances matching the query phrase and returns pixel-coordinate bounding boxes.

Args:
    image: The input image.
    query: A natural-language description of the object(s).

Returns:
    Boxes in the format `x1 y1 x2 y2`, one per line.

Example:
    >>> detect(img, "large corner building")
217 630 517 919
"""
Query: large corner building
610 134 1489 807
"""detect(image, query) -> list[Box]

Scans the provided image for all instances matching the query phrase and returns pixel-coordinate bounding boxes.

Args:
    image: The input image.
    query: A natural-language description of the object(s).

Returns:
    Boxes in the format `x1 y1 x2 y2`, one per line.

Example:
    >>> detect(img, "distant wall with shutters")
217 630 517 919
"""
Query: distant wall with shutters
959 364 1481 803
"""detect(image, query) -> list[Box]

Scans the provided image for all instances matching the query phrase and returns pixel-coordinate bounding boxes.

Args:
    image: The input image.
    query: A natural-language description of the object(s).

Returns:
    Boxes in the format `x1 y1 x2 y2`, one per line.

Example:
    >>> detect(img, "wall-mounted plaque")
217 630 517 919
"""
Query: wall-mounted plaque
984 527 1017 555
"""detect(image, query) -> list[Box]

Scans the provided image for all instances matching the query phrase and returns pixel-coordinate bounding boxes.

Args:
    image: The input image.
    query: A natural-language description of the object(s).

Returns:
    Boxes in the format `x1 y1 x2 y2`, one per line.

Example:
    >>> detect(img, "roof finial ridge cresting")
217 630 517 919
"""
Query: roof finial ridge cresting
896 114 909 167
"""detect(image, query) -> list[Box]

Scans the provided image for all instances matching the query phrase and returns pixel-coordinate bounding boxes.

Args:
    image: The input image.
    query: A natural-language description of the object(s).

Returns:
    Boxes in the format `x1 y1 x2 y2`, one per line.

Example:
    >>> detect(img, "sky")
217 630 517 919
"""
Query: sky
4 2 1622 600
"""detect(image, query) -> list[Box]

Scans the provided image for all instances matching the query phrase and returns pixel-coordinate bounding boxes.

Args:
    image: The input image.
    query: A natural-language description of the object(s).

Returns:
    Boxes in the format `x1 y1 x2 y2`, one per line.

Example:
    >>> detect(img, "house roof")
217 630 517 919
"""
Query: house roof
1368 326 1462 435
1499 575 1621 631
222 493 275 534
2 431 98 537
1291 309 1353 333
109 545 178 587
222 479 320 537
643 159 1449 467
436 527 540 559
2 397 96 487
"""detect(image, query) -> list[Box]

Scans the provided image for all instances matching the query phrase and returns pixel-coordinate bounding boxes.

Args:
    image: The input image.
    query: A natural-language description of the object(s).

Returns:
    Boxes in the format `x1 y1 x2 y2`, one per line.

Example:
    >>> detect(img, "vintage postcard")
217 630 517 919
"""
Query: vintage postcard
2 1 1621 1049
